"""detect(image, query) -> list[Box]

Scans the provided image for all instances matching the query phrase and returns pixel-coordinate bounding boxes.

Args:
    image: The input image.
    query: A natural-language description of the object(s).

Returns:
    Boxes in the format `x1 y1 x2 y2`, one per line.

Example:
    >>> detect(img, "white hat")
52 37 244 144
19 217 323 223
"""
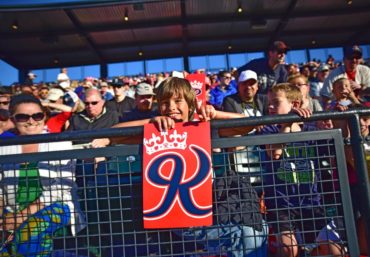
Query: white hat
238 70 258 83
136 83 155 96
47 88 64 101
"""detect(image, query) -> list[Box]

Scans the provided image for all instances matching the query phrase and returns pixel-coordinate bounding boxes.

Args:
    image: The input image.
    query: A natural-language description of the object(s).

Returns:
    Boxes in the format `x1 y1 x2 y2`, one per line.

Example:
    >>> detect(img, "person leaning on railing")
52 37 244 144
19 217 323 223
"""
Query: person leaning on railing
0 93 85 256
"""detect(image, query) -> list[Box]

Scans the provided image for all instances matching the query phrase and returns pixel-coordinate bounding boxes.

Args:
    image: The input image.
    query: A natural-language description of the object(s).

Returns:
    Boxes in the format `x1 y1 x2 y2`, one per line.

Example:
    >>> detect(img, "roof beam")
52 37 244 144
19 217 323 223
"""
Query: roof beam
1 5 370 40
63 9 105 63
268 0 298 46
9 25 368 57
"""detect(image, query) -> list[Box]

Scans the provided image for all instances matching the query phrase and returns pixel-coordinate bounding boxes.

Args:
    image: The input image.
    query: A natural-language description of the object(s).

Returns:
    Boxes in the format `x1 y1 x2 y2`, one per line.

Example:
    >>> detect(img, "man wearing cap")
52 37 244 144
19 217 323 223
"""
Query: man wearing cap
222 70 268 180
120 83 158 122
24 71 37 86
320 45 370 107
223 70 268 119
237 40 290 95
106 78 135 120
57 68 70 87
310 64 330 101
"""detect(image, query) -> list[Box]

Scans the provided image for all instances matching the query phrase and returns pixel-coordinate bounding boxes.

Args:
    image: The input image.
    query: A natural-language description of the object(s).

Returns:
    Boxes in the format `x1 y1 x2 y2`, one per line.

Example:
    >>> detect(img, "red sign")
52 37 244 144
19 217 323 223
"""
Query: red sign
186 73 206 109
143 121 212 228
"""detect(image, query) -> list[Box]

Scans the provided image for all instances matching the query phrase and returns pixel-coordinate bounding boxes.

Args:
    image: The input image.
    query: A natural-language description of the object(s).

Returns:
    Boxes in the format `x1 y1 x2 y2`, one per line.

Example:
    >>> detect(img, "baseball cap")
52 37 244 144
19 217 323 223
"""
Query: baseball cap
269 40 291 52
28 72 37 78
47 88 64 101
100 81 109 87
63 91 79 107
344 45 362 59
319 64 330 72
238 70 258 83
136 83 155 96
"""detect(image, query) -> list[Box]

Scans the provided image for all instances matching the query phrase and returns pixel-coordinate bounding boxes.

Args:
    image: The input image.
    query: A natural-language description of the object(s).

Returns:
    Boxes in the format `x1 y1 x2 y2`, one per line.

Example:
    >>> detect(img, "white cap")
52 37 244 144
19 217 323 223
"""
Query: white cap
238 70 258 83
47 88 64 101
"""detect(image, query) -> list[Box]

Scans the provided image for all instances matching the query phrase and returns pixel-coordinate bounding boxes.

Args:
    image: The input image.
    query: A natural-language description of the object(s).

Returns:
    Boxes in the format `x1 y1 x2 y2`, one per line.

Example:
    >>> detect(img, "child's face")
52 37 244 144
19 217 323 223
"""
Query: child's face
360 116 370 136
159 92 190 122
333 80 351 100
290 77 309 97
267 90 292 115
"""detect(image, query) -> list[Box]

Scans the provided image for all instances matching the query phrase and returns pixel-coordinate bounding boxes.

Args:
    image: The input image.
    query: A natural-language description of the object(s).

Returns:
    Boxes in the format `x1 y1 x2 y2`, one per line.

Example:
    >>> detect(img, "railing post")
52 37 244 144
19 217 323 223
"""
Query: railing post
348 114 370 250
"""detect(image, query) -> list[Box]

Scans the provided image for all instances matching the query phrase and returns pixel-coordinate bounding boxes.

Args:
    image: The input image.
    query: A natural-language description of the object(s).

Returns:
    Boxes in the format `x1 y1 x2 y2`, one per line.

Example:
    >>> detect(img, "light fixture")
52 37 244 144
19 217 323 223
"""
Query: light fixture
53 58 59 64
227 45 232 50
237 1 243 13
124 8 129 21
138 51 143 56
11 20 18 30
311 40 316 45
347 0 352 5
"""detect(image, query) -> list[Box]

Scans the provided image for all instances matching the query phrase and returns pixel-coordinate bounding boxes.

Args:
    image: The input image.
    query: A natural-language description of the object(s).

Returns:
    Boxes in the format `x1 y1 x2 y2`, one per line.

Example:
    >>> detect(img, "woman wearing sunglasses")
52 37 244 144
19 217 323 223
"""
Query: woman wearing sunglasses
0 94 85 256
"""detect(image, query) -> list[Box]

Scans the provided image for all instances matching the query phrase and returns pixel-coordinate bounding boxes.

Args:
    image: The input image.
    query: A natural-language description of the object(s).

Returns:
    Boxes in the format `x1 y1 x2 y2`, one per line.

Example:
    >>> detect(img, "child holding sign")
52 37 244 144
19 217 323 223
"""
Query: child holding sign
92 76 268 256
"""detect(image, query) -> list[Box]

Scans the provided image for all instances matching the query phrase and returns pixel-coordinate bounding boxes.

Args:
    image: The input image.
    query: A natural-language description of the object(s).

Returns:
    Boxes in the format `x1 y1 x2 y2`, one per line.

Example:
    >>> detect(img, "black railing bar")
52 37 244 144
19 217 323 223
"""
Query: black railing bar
211 129 341 148
1 109 369 147
0 144 141 164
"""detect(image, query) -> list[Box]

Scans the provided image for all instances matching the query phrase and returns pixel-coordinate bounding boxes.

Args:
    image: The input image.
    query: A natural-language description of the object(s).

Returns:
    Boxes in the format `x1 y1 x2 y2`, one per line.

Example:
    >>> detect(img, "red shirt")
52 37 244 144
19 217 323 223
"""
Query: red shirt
47 112 72 133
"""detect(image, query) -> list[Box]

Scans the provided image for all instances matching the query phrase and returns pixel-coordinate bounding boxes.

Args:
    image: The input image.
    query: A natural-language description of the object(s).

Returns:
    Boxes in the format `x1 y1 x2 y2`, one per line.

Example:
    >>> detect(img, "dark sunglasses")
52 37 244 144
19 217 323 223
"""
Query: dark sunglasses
84 101 99 106
277 49 287 54
223 76 232 79
0 101 9 105
0 109 10 121
112 85 123 88
13 112 45 122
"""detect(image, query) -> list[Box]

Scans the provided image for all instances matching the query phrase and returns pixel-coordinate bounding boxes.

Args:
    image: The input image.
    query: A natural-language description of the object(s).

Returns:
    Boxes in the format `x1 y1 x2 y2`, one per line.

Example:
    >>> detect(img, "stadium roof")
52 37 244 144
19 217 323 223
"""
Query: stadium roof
1 0 370 70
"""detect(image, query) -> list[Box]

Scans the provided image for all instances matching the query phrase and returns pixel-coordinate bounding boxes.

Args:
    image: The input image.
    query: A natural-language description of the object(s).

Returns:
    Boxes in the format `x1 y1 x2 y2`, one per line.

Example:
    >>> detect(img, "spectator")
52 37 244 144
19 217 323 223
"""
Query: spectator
310 64 330 101
120 82 159 122
321 45 370 107
260 83 344 257
288 73 323 112
222 70 268 117
238 41 290 94
326 77 360 114
99 81 114 101
92 76 267 256
208 70 237 109
105 78 135 120
0 87 11 110
24 71 36 86
0 109 15 138
67 88 118 138
57 67 70 88
0 93 85 256
38 84 49 102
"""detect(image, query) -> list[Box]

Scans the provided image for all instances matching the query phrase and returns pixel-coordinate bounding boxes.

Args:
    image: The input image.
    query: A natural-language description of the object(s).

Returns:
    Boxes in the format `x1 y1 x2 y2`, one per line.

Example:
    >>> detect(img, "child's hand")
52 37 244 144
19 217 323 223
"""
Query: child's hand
334 103 349 112
291 107 312 118
150 116 175 132
197 104 217 121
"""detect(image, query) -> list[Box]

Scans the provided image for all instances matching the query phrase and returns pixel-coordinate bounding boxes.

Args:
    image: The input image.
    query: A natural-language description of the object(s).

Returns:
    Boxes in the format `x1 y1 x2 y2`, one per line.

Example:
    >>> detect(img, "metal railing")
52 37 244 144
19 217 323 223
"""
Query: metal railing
0 110 369 256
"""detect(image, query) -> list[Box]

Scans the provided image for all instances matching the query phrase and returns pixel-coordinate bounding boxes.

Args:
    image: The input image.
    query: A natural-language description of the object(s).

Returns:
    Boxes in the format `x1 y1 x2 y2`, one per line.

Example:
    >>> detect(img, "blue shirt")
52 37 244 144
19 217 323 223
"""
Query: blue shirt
0 131 15 138
208 81 237 109
260 124 323 209
238 58 288 94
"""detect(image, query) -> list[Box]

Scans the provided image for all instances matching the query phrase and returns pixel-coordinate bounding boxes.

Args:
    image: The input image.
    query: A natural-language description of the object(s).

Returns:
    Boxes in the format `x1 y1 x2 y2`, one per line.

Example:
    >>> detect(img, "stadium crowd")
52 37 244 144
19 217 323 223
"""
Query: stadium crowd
0 42 370 257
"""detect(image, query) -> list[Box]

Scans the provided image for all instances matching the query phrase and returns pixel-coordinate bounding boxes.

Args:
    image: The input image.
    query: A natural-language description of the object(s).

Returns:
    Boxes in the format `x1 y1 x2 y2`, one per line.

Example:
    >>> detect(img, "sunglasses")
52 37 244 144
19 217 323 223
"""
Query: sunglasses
0 110 9 121
0 101 9 106
84 101 99 106
223 76 232 80
13 112 45 122
112 85 123 88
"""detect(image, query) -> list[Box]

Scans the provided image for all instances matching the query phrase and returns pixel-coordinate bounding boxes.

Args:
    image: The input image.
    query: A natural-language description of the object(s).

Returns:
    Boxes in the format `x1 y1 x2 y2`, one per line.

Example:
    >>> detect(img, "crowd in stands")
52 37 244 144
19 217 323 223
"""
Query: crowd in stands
0 42 370 257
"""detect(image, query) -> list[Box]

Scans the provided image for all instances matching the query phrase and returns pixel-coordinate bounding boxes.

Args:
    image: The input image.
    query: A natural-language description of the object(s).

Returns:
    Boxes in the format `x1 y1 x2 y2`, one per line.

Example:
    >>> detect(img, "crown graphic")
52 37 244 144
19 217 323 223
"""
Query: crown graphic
190 80 203 90
144 130 188 155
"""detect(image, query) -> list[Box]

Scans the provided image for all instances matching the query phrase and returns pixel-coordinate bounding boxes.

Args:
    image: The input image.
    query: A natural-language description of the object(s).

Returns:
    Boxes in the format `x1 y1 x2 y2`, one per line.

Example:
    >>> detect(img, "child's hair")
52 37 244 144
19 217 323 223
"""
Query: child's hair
287 73 308 84
156 77 196 120
332 77 349 89
270 83 303 104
